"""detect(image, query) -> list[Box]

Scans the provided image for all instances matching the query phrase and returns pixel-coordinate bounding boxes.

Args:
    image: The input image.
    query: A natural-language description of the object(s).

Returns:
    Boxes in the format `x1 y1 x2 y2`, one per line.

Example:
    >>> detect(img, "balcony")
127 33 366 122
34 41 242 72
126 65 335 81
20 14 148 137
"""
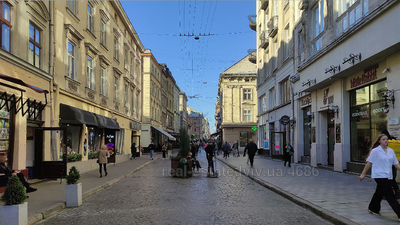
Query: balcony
267 15 278 38
248 15 256 31
248 49 257 64
259 31 269 49
299 0 309 10
260 0 269 10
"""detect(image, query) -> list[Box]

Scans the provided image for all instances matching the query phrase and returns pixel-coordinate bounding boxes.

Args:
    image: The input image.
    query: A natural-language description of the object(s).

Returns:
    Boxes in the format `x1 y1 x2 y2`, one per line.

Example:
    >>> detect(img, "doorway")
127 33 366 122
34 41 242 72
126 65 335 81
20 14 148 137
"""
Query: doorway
328 111 335 165
271 132 285 158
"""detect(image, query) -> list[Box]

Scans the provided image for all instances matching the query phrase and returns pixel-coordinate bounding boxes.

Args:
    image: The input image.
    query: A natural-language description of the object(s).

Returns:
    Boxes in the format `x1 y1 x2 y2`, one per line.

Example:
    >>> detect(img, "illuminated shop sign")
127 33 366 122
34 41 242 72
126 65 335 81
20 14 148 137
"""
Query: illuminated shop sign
352 111 369 118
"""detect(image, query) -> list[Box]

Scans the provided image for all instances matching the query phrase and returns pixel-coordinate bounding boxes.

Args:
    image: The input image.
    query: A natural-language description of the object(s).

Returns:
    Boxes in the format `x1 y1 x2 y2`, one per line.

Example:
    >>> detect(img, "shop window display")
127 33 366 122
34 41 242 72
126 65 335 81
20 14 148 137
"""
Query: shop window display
0 107 9 165
350 80 387 162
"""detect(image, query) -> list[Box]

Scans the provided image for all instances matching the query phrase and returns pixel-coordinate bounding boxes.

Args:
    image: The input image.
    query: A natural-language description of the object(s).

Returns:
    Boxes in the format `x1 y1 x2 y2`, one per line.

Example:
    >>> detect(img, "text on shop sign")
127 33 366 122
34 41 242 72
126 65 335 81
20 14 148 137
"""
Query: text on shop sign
350 64 378 88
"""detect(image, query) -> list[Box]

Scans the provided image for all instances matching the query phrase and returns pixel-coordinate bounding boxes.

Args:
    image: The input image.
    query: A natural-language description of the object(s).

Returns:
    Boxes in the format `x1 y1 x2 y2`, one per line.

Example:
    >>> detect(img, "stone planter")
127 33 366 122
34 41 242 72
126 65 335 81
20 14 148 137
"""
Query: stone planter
171 160 192 178
0 202 28 225
66 183 82 207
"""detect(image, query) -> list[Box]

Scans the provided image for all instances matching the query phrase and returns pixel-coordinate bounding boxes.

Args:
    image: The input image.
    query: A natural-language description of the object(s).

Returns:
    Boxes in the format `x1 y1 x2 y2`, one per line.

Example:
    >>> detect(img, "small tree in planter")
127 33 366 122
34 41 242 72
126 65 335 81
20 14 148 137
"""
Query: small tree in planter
170 128 192 178
65 166 82 207
0 176 28 225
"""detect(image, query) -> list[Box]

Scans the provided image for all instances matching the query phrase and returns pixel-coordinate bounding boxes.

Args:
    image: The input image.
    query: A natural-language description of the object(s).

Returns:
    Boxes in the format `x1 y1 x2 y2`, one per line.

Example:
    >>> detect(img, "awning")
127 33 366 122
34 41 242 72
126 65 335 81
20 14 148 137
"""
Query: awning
211 131 221 137
151 125 176 141
60 104 97 126
95 114 120 130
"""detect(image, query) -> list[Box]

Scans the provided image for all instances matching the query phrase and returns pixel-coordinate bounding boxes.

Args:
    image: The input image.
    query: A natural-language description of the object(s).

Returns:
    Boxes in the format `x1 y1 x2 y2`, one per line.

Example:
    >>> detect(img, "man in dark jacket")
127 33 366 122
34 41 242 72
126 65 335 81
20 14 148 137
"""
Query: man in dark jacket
244 139 258 167
148 142 155 160
0 158 37 193
205 141 215 177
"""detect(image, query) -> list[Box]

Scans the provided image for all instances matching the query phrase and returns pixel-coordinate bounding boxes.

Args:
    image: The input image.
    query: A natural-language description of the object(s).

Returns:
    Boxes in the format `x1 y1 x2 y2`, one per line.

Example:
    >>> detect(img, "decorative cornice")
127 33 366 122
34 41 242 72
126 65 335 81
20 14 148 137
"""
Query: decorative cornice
99 55 111 66
113 67 123 76
65 24 84 41
100 9 110 22
84 42 101 55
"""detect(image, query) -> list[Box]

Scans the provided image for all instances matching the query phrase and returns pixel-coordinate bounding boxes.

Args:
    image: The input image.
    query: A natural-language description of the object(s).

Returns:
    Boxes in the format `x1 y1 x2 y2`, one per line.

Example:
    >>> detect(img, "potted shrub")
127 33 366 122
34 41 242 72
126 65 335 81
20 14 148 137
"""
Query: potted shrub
171 128 192 178
0 175 28 225
65 166 82 207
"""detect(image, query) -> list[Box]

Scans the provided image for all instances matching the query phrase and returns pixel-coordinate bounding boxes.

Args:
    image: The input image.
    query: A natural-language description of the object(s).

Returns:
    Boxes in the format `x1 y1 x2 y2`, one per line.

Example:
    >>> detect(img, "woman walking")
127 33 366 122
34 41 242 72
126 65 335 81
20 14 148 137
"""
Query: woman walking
98 145 109 178
284 141 294 167
359 134 400 221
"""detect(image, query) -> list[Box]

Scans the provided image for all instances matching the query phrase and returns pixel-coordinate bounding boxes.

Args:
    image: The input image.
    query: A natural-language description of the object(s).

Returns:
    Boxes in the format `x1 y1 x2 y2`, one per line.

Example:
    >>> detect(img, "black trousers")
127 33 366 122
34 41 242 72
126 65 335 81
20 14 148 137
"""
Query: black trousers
284 153 291 167
131 152 135 159
369 178 400 218
249 153 255 166
99 163 107 175
207 157 214 173
16 173 30 189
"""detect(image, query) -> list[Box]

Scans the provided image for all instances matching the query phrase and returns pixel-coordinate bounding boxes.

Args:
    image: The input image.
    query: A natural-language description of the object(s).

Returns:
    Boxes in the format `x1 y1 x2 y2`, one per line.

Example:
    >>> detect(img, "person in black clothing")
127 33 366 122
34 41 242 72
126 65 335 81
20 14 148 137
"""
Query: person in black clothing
148 142 155 160
0 157 37 193
284 141 294 167
130 142 136 160
244 139 258 167
382 130 400 199
205 141 215 177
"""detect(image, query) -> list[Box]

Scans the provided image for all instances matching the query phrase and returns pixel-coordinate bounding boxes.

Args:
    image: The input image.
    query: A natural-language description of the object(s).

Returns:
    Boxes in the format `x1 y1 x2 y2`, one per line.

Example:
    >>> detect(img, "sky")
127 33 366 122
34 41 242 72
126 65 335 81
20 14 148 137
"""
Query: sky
121 0 256 133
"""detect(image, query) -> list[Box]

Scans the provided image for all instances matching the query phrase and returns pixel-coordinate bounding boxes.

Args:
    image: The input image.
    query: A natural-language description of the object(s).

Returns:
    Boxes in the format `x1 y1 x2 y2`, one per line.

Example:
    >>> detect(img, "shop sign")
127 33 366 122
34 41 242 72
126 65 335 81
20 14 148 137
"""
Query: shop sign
352 111 369 118
372 107 385 114
389 117 400 126
312 127 316 143
323 87 334 105
350 64 378 88
336 124 341 143
301 96 312 107
279 115 290 125
105 130 116 163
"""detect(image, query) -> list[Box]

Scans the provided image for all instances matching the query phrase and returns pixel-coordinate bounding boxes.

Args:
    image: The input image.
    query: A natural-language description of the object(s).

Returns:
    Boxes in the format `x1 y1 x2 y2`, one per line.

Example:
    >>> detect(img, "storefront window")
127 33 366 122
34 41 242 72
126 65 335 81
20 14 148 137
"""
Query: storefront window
303 106 311 156
88 127 102 152
350 80 386 162
240 131 254 148
0 106 10 165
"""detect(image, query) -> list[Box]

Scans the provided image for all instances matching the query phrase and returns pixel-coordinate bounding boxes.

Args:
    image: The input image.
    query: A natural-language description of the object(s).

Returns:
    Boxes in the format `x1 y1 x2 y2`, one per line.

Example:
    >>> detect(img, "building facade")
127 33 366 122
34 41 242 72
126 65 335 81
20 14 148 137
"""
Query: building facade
179 92 188 131
251 0 300 158
53 0 144 165
292 0 400 172
0 1 52 177
218 55 258 151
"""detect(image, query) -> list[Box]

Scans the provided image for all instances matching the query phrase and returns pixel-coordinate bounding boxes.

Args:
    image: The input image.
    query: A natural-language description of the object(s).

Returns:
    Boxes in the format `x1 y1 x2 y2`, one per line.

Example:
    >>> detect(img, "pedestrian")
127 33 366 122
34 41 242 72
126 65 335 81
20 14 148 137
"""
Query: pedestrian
205 140 216 177
359 134 400 221
97 145 109 178
0 155 37 193
284 141 294 167
243 139 258 167
162 144 167 159
148 142 155 160
130 142 136 160
222 141 230 159
381 130 400 199
167 142 173 158
232 140 239 157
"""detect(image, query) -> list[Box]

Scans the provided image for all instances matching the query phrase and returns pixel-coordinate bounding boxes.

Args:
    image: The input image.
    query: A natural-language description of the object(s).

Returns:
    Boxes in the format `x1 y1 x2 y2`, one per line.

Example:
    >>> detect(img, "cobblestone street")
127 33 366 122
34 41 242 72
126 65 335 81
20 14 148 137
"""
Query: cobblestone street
36 151 331 225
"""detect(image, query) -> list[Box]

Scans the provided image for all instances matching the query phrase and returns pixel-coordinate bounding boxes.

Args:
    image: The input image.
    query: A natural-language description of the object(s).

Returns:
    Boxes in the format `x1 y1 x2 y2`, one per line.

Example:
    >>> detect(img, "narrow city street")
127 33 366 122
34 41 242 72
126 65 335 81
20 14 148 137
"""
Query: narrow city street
36 151 331 225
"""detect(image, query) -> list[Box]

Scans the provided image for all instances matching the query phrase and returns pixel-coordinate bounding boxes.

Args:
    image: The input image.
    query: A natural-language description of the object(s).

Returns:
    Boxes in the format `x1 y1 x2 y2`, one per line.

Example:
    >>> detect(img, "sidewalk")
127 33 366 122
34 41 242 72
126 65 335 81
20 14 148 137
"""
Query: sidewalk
217 154 400 225
25 153 158 225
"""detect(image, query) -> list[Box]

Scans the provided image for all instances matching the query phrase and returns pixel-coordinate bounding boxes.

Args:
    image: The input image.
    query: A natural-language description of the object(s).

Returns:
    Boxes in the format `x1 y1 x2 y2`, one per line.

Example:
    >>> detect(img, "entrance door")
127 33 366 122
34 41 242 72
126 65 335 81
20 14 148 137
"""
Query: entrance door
34 127 67 179
271 132 285 158
328 111 335 165
132 134 141 157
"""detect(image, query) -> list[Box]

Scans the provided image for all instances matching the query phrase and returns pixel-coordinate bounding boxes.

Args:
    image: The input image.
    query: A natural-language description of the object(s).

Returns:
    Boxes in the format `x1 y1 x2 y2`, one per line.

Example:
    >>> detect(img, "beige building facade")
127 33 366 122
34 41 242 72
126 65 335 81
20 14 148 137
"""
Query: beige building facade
52 0 144 164
0 0 52 179
218 55 258 151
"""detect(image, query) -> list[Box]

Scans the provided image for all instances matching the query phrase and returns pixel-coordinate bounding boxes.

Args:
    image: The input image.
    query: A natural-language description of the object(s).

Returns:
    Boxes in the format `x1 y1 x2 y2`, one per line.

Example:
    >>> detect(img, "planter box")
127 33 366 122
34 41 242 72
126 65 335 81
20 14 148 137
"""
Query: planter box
171 160 193 178
66 183 82 207
0 202 28 225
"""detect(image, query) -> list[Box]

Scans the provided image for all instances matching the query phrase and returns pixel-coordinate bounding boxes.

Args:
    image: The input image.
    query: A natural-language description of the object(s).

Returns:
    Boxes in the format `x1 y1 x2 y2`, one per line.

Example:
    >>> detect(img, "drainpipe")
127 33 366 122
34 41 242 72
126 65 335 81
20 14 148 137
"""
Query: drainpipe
49 1 58 160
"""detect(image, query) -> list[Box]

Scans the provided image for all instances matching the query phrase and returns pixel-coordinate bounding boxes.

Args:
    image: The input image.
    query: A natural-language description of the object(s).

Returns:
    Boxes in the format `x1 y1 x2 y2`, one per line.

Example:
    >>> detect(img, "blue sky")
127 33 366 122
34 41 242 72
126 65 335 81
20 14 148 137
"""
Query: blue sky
121 0 256 132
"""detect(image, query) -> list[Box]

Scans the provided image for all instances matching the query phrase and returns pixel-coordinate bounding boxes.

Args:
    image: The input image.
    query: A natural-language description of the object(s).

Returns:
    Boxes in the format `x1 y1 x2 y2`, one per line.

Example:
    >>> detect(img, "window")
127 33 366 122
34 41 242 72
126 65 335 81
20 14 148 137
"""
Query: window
312 0 324 53
100 20 106 46
273 40 278 69
67 40 76 79
136 92 139 118
124 84 128 106
1 2 11 52
243 109 252 122
87 5 93 32
130 89 134 112
114 37 119 60
67 1 76 15
262 95 267 112
101 66 107 96
269 87 275 109
130 53 134 75
243 89 252 100
337 0 369 35
124 48 128 69
280 79 291 104
86 56 95 90
283 25 289 60
114 76 119 102
28 23 40 68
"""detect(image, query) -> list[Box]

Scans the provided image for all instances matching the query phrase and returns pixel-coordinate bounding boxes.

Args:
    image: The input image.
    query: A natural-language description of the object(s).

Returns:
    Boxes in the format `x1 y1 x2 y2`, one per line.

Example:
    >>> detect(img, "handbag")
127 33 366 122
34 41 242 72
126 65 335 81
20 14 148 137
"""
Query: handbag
96 159 99 163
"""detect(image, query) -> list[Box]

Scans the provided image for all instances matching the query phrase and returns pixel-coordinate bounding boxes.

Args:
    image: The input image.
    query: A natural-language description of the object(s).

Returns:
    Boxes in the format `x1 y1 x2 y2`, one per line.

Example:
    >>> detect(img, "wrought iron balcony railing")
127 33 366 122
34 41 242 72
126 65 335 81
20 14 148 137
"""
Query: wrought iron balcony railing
248 49 257 64
267 15 278 38
248 15 256 31
259 31 269 49
260 0 269 10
